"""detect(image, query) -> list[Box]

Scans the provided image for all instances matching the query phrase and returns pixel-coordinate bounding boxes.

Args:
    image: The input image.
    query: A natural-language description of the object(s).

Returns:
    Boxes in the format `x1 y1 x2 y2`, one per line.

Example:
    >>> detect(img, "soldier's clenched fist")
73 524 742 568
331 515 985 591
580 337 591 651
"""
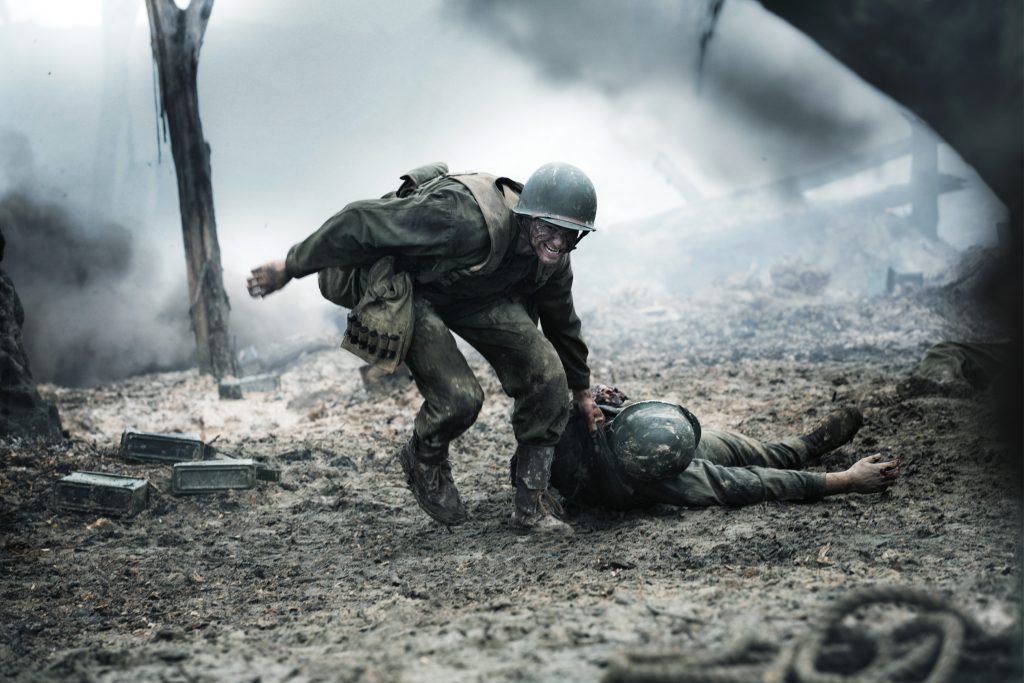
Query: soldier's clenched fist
247 259 290 298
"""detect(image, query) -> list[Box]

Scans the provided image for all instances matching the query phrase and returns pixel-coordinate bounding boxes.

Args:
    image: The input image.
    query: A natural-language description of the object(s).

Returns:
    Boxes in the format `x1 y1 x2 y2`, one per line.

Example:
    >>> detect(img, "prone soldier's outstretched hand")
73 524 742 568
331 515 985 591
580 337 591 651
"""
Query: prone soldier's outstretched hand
846 453 900 493
247 259 290 298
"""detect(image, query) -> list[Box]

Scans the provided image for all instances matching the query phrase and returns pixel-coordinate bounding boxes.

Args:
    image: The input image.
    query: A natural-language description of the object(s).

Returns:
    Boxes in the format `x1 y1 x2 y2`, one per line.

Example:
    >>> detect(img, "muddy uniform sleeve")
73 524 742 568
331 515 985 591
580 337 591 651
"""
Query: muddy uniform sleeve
534 258 591 390
641 460 827 507
284 181 488 279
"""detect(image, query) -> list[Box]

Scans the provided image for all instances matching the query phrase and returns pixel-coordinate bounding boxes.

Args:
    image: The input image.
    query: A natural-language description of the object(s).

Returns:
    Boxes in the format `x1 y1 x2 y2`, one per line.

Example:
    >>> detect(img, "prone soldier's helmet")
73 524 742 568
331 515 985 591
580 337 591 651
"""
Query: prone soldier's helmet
513 162 598 233
604 401 701 481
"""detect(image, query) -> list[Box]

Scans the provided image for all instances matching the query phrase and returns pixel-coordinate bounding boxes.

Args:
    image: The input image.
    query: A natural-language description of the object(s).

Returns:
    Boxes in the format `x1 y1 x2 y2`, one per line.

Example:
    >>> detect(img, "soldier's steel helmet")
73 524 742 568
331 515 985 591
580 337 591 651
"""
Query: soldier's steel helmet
512 162 597 233
604 401 701 481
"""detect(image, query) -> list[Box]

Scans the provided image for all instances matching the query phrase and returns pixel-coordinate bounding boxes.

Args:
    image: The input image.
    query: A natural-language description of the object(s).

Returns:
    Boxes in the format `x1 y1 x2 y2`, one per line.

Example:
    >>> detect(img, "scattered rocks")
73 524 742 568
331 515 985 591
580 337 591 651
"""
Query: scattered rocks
770 257 830 295
0 261 1016 683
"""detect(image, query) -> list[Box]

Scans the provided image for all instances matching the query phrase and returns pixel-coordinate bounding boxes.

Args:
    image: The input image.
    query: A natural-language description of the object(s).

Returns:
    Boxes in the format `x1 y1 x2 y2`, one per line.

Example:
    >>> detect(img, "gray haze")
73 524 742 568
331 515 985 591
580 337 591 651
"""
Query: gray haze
0 0 1005 385
449 0 889 178
0 130 195 385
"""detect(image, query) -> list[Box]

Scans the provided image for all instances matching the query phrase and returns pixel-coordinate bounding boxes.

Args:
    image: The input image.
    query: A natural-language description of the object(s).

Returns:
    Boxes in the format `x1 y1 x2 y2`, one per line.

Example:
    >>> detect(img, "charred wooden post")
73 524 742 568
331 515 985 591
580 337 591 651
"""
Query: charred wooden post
145 0 236 378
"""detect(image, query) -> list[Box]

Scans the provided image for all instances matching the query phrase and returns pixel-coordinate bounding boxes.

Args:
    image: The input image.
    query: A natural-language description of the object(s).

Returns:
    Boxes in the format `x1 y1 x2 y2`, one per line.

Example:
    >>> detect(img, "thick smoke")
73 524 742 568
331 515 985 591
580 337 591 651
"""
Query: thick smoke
0 190 195 387
448 0 889 183
0 128 342 387
448 0 1005 298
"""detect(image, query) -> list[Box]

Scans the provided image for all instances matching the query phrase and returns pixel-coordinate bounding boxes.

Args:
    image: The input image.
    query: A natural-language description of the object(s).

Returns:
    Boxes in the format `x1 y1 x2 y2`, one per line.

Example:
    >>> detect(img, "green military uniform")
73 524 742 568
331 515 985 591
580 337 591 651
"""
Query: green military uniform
284 168 591 449
551 407 827 509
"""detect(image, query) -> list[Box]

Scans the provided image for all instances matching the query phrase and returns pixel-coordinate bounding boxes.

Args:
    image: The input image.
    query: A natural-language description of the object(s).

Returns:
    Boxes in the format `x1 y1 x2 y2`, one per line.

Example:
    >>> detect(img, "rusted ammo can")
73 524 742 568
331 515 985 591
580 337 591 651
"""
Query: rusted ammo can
120 428 206 464
218 373 280 399
240 373 280 392
885 267 925 294
54 472 149 517
255 462 281 482
171 459 257 495
218 381 244 400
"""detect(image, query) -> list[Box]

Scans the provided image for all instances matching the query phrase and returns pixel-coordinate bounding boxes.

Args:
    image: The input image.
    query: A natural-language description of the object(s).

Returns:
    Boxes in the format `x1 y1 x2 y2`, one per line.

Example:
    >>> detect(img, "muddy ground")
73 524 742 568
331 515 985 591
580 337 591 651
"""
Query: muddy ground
1 280 1020 682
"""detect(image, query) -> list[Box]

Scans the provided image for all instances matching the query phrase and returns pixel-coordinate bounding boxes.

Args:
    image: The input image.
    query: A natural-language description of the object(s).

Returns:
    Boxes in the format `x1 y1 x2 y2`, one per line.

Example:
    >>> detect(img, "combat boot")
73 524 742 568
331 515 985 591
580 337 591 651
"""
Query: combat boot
509 445 573 536
396 434 467 525
799 406 864 460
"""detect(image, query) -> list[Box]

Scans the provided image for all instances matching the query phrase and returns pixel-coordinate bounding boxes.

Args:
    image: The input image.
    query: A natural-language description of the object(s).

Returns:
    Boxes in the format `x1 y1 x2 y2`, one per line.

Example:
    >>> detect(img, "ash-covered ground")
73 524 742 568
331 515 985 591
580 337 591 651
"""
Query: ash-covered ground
1 274 1020 682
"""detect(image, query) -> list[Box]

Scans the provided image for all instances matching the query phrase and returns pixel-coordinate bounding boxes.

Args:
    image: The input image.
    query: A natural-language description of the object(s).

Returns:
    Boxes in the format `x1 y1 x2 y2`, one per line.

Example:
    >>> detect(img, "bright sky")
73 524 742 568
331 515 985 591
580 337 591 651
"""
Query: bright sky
3 0 1002 272
6 0 104 26
3 0 1004 255
3 0 1002 226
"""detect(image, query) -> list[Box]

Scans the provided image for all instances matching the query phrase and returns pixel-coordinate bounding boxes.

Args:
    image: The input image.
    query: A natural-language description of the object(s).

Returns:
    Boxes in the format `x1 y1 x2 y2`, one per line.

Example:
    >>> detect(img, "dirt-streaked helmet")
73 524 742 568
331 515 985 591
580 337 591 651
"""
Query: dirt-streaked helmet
512 162 597 233
604 401 700 481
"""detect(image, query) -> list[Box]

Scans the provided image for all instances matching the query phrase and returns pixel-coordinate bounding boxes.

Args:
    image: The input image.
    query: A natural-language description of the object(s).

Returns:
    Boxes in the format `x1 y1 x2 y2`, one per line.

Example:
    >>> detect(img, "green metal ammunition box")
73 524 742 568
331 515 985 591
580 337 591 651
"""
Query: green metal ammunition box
218 382 243 400
171 459 257 494
218 373 280 400
54 472 149 517
120 428 206 464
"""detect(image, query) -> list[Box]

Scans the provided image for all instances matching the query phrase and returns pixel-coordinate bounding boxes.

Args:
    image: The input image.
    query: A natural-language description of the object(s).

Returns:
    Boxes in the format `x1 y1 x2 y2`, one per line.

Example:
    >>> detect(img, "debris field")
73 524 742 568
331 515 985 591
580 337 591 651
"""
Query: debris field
0 278 1019 682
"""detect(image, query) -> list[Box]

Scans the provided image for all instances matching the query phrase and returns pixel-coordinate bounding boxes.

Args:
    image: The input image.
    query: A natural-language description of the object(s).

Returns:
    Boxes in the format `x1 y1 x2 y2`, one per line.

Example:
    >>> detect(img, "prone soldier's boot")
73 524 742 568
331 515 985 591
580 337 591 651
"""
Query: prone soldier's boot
509 445 573 536
397 434 467 525
799 406 864 460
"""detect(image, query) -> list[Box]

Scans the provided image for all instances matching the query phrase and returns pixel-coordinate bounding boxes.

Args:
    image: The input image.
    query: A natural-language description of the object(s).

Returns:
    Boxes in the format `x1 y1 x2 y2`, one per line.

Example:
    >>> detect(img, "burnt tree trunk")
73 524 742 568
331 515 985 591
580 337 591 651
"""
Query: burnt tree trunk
145 0 236 378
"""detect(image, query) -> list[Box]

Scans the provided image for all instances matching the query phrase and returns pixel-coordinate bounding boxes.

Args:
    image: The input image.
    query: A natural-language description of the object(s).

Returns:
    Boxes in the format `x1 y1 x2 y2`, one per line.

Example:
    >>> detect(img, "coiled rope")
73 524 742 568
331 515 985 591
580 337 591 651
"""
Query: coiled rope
603 586 1020 683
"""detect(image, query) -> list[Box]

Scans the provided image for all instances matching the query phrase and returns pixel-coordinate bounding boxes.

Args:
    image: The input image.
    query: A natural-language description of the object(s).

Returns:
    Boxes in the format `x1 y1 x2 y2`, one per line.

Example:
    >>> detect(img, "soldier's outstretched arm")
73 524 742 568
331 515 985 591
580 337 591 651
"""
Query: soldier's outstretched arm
284 185 485 280
247 259 291 298
646 454 899 507
643 460 828 507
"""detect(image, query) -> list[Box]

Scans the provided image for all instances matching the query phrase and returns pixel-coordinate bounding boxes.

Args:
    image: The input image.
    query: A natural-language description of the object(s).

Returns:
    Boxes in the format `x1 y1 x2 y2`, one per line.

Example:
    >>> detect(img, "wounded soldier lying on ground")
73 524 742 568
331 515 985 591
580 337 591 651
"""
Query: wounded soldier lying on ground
550 385 899 510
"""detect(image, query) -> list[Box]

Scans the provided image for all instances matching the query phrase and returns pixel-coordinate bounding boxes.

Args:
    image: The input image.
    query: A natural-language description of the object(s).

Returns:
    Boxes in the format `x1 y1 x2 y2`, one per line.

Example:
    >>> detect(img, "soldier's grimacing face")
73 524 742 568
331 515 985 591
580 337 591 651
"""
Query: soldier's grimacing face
528 220 576 266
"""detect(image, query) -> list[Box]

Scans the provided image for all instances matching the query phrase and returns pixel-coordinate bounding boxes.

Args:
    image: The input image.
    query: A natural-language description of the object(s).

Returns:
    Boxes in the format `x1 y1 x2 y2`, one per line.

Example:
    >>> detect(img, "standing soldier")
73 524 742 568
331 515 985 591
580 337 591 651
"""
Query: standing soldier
247 162 603 535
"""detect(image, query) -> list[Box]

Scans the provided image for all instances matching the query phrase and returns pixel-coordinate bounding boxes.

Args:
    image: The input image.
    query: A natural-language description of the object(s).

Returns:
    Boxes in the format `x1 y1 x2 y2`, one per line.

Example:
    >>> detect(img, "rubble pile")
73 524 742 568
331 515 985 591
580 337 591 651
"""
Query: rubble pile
0 228 62 442
769 257 830 295
585 280 962 373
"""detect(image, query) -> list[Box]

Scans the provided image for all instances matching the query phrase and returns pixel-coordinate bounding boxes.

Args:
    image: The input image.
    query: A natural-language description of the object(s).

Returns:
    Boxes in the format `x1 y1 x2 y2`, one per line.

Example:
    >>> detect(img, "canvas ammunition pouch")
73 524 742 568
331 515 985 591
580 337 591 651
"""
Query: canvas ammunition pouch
341 255 413 373
334 163 554 371
318 267 363 309
331 163 453 370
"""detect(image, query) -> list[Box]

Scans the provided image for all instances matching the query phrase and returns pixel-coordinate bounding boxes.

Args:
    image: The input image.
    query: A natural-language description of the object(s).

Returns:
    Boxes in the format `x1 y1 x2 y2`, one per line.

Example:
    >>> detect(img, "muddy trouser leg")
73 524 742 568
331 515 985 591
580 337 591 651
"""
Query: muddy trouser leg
634 429 826 507
696 428 813 470
443 299 572 533
404 298 485 449
447 299 570 447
